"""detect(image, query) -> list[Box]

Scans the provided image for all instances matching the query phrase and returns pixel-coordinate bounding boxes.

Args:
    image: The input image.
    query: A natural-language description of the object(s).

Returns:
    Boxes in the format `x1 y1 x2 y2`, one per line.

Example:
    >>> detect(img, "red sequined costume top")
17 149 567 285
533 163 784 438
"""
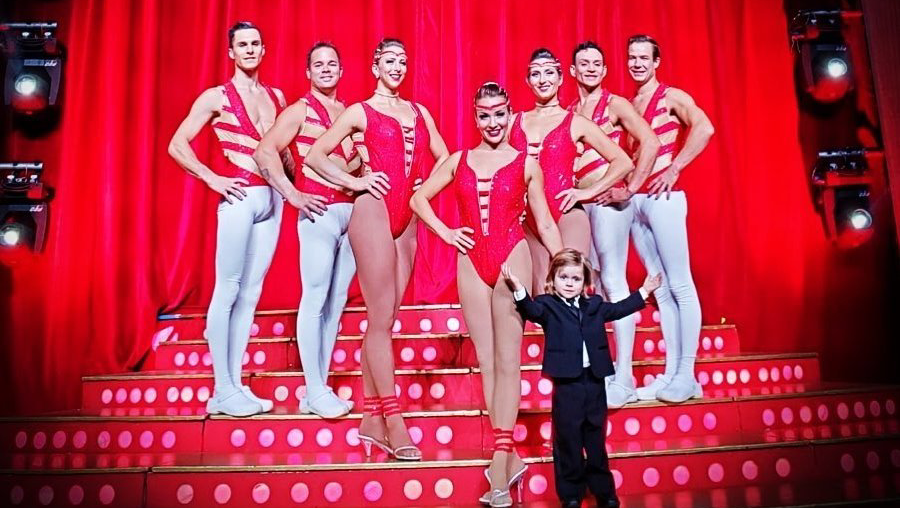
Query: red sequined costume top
454 150 527 286
361 102 430 239
568 89 624 188
635 83 683 193
509 111 577 228
211 81 283 187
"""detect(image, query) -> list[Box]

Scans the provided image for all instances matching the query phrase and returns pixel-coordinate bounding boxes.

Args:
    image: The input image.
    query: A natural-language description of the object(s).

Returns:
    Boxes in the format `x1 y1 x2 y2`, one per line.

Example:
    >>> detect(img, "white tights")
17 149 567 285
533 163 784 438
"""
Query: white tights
297 203 356 398
206 186 284 394
630 191 701 380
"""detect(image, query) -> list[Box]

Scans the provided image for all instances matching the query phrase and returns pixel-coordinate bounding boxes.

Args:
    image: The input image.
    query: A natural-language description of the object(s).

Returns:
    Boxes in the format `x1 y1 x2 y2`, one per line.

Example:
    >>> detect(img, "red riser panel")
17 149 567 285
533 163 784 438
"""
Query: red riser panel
155 339 292 372
250 369 476 411
812 436 900 481
202 412 482 454
1 418 204 455
329 335 463 371
153 304 664 343
0 470 145 508
82 374 246 411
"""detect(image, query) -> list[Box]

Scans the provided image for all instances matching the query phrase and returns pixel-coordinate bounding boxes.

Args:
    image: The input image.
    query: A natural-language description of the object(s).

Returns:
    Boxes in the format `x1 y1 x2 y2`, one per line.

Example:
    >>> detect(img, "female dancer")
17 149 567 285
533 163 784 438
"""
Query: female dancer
510 48 633 293
411 83 563 507
306 38 449 460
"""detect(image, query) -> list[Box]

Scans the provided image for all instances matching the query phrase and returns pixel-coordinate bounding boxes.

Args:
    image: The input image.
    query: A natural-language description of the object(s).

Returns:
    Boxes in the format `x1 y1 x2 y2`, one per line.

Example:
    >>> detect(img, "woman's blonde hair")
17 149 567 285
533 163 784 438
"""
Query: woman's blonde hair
544 248 593 295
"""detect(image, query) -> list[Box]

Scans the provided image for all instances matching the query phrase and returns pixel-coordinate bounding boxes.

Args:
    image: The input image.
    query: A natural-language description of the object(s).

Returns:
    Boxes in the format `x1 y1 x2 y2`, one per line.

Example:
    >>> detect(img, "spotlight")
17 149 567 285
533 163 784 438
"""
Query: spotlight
811 149 878 247
791 11 853 103
848 209 872 230
0 162 50 252
1 22 63 115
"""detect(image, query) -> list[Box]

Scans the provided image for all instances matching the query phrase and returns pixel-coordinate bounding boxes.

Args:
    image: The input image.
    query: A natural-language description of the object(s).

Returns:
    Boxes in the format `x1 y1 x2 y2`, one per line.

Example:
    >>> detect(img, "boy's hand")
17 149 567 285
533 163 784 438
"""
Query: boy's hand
501 264 524 293
642 273 663 294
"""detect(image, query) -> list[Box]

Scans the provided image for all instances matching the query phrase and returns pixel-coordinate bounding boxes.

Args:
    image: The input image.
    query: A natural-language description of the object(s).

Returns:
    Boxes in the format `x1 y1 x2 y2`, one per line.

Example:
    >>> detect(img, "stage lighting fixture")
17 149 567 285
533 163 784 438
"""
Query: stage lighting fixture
0 162 50 252
790 10 853 103
811 149 877 247
1 22 63 115
849 209 872 230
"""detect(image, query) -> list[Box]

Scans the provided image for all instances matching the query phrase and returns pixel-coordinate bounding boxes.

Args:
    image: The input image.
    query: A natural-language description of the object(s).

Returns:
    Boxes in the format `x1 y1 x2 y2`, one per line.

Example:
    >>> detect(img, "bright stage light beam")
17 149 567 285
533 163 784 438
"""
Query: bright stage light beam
826 57 848 78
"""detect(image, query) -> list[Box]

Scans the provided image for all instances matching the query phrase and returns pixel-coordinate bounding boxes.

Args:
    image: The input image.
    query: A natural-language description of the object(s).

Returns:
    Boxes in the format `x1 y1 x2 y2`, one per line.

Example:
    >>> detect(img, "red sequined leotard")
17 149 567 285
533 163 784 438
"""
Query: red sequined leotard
361 102 431 238
455 150 527 286
509 111 577 228
211 81 283 186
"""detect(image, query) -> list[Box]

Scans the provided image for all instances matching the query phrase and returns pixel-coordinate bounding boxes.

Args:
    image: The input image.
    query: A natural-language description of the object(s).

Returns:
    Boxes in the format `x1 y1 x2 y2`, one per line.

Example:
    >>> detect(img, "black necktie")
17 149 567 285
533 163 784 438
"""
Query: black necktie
566 298 581 320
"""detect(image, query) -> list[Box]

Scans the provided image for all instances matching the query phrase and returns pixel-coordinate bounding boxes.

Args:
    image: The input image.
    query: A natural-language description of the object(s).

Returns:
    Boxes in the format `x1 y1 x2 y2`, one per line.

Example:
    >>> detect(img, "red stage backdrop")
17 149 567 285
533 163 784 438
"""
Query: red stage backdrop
1 0 895 413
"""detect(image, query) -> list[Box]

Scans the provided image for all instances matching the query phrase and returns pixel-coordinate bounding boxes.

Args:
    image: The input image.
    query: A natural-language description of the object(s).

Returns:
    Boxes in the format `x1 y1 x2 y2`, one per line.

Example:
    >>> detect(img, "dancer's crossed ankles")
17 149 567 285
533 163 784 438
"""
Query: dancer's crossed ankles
410 82 563 506
253 42 361 418
169 22 286 417
306 38 449 459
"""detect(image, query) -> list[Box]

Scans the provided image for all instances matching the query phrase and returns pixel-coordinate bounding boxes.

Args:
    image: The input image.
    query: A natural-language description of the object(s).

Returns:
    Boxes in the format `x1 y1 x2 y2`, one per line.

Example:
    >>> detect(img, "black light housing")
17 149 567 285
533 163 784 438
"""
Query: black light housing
1 22 63 115
0 162 50 252
791 11 854 104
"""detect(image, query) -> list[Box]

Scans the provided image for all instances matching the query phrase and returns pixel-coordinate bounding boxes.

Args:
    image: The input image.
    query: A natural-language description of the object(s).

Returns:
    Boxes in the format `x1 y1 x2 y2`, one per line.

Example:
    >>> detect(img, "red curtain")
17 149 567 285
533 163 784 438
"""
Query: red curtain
2 0 884 413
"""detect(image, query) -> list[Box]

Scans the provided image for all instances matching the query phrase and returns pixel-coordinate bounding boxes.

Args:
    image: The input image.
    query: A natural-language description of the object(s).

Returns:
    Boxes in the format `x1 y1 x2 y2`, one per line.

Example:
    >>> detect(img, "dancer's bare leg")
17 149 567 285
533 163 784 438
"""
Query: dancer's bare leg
558 208 591 255
488 240 531 490
524 228 549 295
457 254 495 415
349 195 396 442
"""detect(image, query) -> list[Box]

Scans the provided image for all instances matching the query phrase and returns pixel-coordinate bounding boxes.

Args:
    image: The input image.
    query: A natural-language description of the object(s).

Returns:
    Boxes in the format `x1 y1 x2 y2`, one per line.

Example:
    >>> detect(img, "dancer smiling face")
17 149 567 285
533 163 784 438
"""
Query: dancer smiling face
372 41 408 93
511 48 635 295
410 82 563 504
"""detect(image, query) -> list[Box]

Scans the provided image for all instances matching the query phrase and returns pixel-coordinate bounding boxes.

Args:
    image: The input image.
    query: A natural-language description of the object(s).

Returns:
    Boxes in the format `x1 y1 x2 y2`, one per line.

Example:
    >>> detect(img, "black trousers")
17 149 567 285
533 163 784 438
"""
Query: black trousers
551 368 616 503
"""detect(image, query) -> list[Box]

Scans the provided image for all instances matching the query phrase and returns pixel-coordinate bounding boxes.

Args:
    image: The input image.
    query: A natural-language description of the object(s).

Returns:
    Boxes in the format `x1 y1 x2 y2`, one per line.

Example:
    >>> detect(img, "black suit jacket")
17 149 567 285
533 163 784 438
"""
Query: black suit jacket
514 291 646 379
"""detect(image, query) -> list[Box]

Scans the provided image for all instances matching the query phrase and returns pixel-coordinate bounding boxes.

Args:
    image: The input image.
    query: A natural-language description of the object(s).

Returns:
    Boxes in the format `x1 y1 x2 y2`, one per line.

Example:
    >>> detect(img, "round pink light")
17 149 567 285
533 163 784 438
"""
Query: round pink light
332 349 347 364
430 382 446 399
742 460 758 480
529 474 548 494
712 370 723 385
144 387 158 403
607 420 613 437
187 352 199 367
770 367 780 382
701 337 711 351
673 465 690 485
419 318 432 332
68 485 84 505
14 430 26 449
538 379 553 395
180 386 194 403
762 409 775 427
345 428 359 446
866 451 880 471
400 347 415 362
527 343 541 358
337 386 353 401
174 352 186 367
290 483 309 503
817 404 829 421
794 365 804 380
359 319 368 333
38 485 53 505
652 310 661 323
540 422 552 440
213 484 231 504
739 369 750 383
130 388 142 403
432 478 453 499
324 482 342 502
853 402 865 419
101 389 113 404
714 336 725 350
258 429 275 448
708 463 725 482
167 387 179 403
513 424 527 442
776 458 791 478
176 484 193 505
9 485 23 505
758 368 769 383
436 425 453 444
799 406 812 423
51 431 66 449
612 469 623 489
642 467 660 487
316 428 333 447
118 431 133 449
295 385 307 401
423 346 438 362
139 431 154 448
698 371 710 386
840 453 855 473
33 431 47 450
678 414 693 432
837 403 850 420
252 483 270 504
726 370 737 385
781 407 794 425
651 416 667 434
408 382 423 400
643 374 655 387
273 321 285 335
253 351 266 366
115 388 127 404
446 317 460 331
274 386 289 402
658 339 666 353
202 353 212 366
162 431 176 449
643 340 654 354
287 429 303 447
887 399 896 415
230 429 247 448
73 431 87 449
703 412 717 430
409 426 424 444
624 417 641 436
97 431 111 449
364 481 383 502
520 380 532 397
869 401 881 417
392 319 402 333
404 480 423 500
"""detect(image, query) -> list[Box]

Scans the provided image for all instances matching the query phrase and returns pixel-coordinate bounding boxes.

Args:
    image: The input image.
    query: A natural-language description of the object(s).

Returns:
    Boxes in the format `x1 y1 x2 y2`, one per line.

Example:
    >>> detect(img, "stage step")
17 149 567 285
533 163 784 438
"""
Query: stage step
8 387 896 457
84 353 820 411
154 304 671 347
153 325 741 372
3 434 895 507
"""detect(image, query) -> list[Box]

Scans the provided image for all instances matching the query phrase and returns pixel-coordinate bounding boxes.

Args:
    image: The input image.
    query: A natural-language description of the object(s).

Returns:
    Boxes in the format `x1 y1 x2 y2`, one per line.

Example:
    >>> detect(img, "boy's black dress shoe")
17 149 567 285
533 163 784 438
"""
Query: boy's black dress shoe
596 498 621 508
561 500 582 508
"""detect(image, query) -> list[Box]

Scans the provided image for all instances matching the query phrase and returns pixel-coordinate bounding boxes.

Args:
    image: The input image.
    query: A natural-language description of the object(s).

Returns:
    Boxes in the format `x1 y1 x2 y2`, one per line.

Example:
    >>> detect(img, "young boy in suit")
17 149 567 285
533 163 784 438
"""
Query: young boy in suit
502 248 661 508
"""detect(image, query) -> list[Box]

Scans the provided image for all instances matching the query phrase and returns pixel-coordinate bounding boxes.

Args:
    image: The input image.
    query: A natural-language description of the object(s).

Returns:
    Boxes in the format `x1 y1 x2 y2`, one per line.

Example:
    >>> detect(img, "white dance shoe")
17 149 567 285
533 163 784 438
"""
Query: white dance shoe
607 379 639 408
657 374 703 403
206 388 263 417
635 373 672 401
241 385 273 412
300 388 351 418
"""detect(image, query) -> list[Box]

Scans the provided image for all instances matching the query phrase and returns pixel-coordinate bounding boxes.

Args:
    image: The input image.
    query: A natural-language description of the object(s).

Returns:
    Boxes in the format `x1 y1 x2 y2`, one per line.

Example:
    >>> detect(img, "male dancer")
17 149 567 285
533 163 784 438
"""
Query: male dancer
569 41 660 408
625 35 715 403
168 22 286 416
253 42 360 418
